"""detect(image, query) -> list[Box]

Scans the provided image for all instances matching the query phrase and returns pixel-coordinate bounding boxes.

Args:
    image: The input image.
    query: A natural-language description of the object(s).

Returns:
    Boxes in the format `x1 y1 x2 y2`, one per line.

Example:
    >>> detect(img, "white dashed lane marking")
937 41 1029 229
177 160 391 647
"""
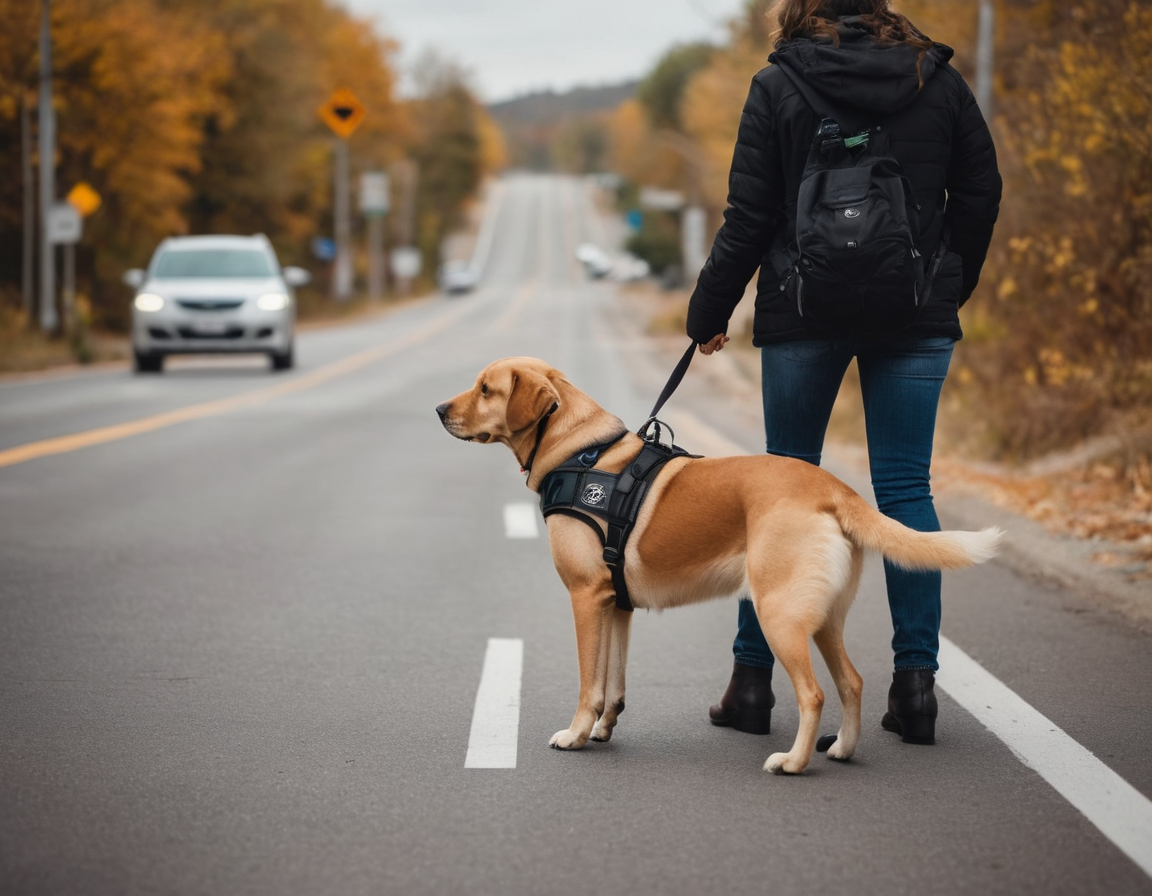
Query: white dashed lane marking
465 638 523 769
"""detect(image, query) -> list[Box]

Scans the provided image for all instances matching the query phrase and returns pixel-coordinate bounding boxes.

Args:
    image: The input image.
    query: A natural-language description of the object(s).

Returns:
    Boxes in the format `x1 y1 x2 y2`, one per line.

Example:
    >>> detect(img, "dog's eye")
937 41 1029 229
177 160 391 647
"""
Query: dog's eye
480 383 489 396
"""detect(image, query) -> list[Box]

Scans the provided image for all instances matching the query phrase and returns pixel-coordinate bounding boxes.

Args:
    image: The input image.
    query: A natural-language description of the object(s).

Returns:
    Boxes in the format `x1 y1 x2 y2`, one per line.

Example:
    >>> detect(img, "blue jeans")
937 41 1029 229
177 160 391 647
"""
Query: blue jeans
733 336 956 673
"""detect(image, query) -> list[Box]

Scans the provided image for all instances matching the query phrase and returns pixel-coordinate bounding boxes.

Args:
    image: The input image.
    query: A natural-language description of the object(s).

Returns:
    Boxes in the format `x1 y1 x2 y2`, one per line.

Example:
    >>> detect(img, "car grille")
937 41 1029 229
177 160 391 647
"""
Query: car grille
176 298 246 311
176 326 246 340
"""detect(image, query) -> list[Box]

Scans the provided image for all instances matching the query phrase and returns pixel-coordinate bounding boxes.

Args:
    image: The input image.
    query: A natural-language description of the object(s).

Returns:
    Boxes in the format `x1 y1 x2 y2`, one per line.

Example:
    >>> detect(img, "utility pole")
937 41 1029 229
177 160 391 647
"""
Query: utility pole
317 88 366 302
389 159 420 296
359 171 390 302
976 0 995 117
21 89 34 323
332 138 352 300
38 0 57 333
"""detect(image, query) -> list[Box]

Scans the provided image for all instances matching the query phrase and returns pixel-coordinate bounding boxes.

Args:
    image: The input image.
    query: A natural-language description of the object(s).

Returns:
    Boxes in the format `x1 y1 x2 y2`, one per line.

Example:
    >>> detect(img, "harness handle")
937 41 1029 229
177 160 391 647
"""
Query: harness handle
637 416 677 450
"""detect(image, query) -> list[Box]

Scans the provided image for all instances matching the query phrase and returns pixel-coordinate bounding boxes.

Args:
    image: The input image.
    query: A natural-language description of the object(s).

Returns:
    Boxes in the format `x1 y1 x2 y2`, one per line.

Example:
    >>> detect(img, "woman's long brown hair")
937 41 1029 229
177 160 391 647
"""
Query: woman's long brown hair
773 0 932 49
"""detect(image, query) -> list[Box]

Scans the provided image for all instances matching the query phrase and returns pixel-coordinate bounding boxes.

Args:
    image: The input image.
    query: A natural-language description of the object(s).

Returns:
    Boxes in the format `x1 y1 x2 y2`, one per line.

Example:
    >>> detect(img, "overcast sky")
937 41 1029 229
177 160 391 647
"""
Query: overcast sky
338 0 752 103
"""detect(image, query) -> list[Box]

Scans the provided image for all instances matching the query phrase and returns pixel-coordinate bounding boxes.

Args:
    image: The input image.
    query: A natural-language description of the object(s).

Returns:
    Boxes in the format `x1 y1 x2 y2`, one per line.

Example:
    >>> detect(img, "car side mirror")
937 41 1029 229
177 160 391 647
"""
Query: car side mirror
123 269 145 289
283 266 311 287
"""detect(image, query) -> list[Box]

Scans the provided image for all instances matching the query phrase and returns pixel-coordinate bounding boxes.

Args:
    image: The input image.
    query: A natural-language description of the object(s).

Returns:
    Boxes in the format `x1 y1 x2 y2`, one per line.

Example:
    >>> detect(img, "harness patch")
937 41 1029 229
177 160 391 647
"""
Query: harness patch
581 484 607 507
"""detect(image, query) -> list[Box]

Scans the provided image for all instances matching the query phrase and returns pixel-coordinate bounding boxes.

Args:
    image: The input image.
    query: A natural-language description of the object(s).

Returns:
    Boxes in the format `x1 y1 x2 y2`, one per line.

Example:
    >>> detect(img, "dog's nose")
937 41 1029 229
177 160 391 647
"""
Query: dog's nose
435 402 450 422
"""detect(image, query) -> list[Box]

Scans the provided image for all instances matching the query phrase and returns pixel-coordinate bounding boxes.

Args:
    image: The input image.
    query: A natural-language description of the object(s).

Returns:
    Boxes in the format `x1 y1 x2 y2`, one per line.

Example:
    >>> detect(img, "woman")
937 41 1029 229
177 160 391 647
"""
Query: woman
688 0 1001 744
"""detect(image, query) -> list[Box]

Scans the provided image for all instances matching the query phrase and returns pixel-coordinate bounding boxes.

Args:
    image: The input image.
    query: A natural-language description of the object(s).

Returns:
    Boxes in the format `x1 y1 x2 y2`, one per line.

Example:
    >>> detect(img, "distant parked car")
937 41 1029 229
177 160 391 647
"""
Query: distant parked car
439 260 479 295
124 234 309 374
608 253 651 282
575 243 612 279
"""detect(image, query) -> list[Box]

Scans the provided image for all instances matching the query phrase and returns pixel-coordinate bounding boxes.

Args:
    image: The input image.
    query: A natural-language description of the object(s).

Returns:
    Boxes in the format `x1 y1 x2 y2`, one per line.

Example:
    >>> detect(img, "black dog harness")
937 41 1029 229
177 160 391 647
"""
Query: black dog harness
538 420 697 613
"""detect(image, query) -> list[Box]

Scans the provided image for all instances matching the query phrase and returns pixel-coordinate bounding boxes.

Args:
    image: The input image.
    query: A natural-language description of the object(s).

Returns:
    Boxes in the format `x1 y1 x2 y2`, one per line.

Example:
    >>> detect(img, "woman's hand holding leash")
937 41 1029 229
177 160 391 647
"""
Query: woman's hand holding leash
698 334 730 355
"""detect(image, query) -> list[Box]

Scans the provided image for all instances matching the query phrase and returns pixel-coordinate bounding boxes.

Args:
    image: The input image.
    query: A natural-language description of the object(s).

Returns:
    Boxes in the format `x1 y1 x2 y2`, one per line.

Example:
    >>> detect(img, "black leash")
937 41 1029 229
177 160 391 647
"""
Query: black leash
527 340 697 474
647 341 698 420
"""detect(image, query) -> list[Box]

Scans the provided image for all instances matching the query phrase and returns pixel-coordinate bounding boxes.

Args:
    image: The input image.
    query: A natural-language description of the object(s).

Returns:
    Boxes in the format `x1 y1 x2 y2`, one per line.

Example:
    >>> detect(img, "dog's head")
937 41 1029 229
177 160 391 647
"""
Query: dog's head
436 357 562 450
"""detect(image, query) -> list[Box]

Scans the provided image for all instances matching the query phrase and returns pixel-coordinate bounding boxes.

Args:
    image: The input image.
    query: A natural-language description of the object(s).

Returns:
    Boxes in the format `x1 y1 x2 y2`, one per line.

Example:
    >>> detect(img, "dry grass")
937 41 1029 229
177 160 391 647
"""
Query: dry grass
0 305 129 374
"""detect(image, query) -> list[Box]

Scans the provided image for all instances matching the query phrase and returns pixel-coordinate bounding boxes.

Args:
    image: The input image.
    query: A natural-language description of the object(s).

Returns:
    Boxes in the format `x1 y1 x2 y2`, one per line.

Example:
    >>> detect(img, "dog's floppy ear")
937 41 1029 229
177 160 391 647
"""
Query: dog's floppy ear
506 368 560 433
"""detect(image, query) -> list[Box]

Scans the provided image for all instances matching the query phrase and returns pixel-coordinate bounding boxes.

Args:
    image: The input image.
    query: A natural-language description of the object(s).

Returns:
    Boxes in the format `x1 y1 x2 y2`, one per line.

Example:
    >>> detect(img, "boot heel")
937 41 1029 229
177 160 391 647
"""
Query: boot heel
730 707 772 735
895 713 935 745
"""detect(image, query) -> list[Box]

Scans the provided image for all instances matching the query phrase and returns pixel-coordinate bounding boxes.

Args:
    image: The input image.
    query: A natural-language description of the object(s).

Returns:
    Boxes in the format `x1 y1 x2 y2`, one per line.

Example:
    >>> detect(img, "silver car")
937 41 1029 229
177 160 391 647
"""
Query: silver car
124 234 310 373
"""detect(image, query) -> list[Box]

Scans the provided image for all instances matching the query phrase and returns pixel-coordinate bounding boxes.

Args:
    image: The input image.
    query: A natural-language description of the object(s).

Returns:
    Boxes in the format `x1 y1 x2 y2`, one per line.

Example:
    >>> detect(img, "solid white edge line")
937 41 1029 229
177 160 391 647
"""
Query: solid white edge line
938 635 1152 878
503 503 539 539
465 638 523 769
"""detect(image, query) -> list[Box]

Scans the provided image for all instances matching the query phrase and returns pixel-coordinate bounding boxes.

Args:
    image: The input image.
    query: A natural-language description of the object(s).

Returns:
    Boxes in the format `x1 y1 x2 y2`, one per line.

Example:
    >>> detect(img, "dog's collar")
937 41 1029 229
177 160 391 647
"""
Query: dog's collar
520 402 560 476
522 423 629 478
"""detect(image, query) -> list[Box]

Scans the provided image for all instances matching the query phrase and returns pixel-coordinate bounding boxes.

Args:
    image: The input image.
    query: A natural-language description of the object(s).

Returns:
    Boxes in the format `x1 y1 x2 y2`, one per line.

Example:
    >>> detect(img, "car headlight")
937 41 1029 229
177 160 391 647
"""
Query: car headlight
257 293 290 311
134 293 165 312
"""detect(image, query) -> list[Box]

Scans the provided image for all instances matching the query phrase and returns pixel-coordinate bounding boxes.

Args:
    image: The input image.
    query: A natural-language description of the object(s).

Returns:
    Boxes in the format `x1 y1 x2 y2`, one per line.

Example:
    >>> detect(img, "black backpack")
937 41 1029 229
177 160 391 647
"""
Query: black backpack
778 68 943 338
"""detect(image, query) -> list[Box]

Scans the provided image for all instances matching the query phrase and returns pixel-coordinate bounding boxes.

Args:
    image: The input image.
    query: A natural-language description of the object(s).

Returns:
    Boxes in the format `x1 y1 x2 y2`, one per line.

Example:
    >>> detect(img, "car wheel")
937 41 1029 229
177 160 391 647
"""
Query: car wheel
270 344 294 371
133 349 164 373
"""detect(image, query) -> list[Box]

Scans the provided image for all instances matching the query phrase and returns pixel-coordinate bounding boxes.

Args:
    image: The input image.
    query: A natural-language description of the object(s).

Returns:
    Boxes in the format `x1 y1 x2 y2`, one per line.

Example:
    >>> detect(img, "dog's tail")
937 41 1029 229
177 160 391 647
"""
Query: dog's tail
833 490 1002 572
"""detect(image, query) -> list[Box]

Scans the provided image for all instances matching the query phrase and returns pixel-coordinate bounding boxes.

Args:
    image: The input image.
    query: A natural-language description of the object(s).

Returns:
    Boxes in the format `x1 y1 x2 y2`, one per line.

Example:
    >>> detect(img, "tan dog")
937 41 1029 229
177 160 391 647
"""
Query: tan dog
436 357 1001 774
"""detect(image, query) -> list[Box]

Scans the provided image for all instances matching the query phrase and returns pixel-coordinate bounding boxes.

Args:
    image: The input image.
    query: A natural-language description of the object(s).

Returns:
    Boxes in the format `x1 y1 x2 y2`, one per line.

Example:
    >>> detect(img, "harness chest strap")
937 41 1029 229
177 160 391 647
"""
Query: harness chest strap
539 440 697 612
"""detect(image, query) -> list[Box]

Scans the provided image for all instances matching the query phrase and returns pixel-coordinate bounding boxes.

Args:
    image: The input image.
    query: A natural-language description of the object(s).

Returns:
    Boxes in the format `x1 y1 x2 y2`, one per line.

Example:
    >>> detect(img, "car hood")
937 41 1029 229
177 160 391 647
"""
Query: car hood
140 277 286 298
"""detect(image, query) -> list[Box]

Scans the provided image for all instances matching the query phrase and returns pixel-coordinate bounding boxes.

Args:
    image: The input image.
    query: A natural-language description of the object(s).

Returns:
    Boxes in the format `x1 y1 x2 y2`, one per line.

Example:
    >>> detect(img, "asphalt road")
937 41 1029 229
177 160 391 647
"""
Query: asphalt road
2 173 1150 896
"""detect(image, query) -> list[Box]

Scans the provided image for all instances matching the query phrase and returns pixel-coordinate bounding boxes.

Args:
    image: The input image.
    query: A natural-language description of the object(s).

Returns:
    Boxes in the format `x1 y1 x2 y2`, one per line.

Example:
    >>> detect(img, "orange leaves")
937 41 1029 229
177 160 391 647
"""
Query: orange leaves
48 0 230 242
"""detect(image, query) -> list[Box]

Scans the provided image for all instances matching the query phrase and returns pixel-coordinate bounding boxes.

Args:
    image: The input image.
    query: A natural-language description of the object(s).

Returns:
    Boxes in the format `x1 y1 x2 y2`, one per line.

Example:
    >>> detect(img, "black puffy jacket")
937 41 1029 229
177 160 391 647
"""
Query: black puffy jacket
686 17 1002 345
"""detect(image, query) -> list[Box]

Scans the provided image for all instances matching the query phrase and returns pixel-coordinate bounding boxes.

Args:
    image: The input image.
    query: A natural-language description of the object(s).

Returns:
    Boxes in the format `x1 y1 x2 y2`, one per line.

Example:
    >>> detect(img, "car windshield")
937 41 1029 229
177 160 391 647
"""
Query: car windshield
153 249 276 279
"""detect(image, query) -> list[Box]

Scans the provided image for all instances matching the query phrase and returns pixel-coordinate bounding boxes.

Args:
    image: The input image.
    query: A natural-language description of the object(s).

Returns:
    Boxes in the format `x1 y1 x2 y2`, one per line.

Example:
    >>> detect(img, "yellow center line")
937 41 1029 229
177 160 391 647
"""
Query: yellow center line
0 305 466 470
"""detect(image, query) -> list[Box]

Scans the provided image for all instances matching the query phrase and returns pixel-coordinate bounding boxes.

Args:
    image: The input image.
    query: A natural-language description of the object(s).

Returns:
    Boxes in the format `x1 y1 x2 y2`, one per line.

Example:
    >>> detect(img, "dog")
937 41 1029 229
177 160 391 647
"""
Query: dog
436 357 1001 774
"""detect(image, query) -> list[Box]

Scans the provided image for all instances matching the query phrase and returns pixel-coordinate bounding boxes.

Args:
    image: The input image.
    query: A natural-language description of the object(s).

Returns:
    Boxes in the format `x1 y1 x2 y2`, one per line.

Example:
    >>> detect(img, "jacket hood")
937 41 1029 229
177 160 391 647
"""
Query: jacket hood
769 16 954 115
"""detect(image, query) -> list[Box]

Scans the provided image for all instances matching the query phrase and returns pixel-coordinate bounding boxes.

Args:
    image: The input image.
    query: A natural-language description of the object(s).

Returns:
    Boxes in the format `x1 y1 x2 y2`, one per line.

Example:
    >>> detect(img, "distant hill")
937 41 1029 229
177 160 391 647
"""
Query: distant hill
488 81 638 172
488 82 638 127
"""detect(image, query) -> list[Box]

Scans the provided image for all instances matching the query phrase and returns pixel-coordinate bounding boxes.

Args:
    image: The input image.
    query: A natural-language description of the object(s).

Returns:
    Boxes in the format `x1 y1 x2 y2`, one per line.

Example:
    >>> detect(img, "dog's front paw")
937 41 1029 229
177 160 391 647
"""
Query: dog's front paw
549 729 588 750
764 752 807 775
825 739 854 762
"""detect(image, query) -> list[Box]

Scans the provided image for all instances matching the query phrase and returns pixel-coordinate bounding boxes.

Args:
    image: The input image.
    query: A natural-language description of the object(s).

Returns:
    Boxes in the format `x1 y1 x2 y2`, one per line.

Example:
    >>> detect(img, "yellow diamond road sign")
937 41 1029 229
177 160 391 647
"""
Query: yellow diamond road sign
67 182 102 218
319 88 366 139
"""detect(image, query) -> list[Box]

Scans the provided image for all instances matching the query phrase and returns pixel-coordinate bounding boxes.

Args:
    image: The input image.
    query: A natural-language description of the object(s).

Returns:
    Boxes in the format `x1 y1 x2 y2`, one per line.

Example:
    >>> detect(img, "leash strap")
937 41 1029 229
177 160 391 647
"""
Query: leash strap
648 341 698 419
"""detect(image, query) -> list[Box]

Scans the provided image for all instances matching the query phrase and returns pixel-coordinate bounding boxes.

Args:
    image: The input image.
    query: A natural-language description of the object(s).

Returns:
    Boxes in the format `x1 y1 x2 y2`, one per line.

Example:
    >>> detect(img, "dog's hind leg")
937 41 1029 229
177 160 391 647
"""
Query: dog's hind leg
812 549 864 762
812 625 863 761
591 608 632 742
760 611 825 775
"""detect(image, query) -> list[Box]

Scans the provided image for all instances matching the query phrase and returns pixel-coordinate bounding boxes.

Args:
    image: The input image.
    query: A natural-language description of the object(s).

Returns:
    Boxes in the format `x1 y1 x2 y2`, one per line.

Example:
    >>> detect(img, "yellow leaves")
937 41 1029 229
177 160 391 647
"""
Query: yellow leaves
1007 237 1033 258
1049 237 1075 273
606 99 685 192
475 109 509 176
1059 155 1088 197
997 277 1018 301
1037 347 1095 389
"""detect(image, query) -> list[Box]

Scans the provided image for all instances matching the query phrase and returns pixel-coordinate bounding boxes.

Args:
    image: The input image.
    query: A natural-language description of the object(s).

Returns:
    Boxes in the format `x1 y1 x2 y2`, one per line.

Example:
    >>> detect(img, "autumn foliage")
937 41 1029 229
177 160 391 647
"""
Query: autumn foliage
0 0 503 331
946 0 1152 460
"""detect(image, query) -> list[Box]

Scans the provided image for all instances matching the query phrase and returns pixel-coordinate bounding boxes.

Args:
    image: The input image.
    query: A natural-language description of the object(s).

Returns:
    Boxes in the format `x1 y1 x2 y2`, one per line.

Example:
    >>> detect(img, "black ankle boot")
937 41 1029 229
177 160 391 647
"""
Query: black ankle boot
709 662 775 735
881 669 937 745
